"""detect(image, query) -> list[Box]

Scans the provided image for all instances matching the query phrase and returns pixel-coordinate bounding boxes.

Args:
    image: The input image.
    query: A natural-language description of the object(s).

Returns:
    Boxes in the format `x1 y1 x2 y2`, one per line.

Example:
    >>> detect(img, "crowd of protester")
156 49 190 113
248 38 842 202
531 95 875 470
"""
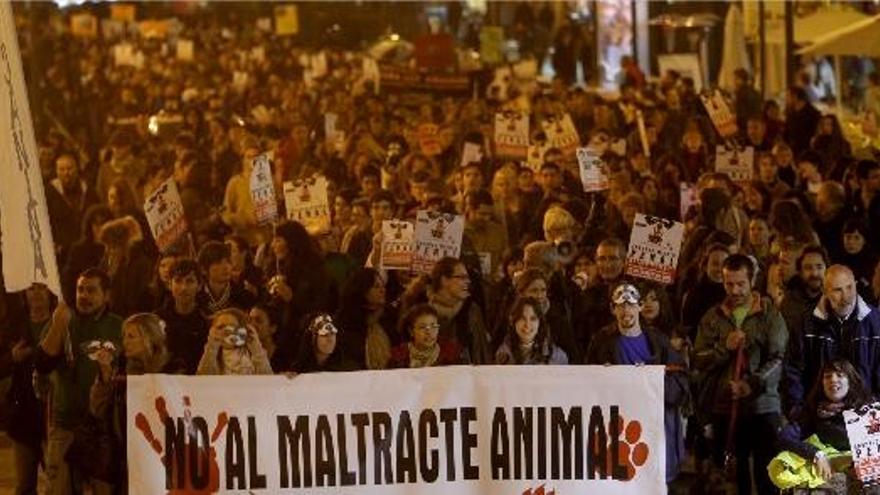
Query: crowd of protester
3 5 880 495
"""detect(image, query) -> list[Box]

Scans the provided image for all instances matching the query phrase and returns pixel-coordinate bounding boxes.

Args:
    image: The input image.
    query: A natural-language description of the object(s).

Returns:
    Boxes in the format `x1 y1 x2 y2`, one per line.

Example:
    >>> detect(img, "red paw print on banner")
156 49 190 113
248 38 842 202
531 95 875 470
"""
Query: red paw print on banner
611 415 649 480
135 395 228 495
590 414 649 481
522 485 556 495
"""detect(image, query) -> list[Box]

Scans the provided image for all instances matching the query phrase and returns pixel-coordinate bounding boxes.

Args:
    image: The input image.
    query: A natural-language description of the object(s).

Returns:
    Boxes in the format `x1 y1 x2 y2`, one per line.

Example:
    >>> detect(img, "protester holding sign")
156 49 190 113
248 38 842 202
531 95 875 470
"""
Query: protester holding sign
773 359 874 493
586 282 688 482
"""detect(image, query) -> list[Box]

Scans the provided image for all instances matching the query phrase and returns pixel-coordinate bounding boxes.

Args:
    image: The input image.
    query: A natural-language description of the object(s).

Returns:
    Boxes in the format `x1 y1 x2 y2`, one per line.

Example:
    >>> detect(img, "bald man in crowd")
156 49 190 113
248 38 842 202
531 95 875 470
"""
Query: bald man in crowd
784 264 880 419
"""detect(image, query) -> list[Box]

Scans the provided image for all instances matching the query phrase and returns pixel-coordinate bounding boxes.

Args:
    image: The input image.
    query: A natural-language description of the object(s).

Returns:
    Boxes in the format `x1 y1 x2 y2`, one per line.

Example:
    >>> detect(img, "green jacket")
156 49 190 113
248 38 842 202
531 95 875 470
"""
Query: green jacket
693 294 788 415
35 310 123 429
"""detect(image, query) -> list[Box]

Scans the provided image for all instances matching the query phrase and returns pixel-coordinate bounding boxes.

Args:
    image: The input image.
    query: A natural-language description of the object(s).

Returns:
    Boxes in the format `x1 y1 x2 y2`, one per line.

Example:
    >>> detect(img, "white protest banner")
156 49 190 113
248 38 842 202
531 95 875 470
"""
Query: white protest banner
412 210 464 274
700 90 738 139
249 154 278 226
576 147 608 192
494 111 529 159
143 178 189 253
128 366 666 495
460 142 484 168
176 39 194 62
283 175 331 235
418 123 443 157
380 220 415 271
844 403 880 485
542 113 580 158
0 0 62 297
625 214 685 285
715 145 754 182
679 183 698 220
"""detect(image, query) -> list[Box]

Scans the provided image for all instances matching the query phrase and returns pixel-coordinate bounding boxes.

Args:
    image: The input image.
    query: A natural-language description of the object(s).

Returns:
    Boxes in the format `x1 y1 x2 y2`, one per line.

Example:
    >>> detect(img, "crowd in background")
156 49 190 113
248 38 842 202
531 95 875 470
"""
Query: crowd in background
2 4 880 495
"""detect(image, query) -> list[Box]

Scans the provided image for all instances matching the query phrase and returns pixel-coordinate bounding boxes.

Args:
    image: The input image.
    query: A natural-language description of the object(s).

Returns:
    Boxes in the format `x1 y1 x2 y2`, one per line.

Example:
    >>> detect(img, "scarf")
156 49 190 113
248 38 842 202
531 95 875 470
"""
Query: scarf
817 400 846 419
408 342 440 368
427 289 464 322
203 284 231 314
222 347 255 375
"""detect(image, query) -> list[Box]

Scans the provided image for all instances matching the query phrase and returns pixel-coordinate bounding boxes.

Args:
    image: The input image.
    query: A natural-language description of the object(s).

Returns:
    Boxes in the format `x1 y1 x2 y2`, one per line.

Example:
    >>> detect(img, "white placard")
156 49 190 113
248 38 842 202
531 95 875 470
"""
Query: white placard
143 178 189 253
679 183 698 220
494 111 529 159
700 90 738 139
460 142 484 168
625 214 685 284
249 154 278 226
127 367 667 494
715 145 755 182
576 147 608 192
845 403 880 485
542 113 580 158
412 210 464 274
283 175 331 235
380 220 415 271
0 1 62 297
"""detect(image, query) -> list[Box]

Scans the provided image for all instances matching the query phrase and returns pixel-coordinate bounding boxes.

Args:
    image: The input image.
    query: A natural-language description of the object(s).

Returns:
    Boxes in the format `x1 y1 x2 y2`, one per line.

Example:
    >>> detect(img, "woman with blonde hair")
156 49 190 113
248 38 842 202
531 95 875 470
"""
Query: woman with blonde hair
85 313 172 493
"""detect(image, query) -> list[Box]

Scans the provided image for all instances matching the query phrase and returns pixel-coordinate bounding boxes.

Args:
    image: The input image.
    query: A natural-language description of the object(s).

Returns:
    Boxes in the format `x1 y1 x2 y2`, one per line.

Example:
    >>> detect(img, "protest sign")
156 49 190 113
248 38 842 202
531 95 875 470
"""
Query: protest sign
0 0 62 297
715 145 754 182
844 403 880 485
378 64 470 93
479 26 505 66
128 366 666 494
138 19 171 39
636 110 651 157
494 111 529 159
275 5 299 36
143 178 189 253
110 4 136 23
542 113 580 158
418 123 443 157
176 39 194 62
460 142 484 168
625 214 685 284
679 183 698 220
249 154 278 226
526 142 550 173
700 90 738 139
70 13 97 38
283 175 331 235
380 220 415 271
576 147 608 192
412 211 464 274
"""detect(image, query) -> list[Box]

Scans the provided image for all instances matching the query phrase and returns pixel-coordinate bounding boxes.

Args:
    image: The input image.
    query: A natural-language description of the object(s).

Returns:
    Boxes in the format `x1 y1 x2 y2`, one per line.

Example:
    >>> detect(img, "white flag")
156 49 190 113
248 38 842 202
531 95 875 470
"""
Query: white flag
0 0 62 297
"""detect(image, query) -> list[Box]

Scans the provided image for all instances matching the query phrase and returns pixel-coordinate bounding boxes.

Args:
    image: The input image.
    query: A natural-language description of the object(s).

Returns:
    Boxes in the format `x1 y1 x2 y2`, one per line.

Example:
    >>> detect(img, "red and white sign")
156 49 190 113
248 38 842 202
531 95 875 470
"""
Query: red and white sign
625 214 685 284
412 210 464 274
283 175 330 235
144 178 189 253
381 220 415 271
494 111 529 159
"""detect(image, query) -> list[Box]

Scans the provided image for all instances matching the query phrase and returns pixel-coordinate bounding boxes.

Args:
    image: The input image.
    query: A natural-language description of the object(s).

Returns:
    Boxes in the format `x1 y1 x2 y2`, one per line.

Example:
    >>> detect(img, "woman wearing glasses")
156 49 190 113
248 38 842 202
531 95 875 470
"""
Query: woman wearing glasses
389 304 461 368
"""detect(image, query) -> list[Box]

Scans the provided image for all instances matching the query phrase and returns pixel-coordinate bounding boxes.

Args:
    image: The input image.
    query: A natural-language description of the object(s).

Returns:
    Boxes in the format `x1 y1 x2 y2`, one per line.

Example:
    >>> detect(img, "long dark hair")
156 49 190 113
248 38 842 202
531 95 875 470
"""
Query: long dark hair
506 296 551 364
805 359 872 412
292 312 342 373
335 268 380 337
272 220 324 278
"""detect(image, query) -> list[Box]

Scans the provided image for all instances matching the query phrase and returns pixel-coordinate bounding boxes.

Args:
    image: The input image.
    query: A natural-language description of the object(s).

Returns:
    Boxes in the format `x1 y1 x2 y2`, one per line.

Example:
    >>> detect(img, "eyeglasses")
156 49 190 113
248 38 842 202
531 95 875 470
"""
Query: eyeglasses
415 323 441 332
